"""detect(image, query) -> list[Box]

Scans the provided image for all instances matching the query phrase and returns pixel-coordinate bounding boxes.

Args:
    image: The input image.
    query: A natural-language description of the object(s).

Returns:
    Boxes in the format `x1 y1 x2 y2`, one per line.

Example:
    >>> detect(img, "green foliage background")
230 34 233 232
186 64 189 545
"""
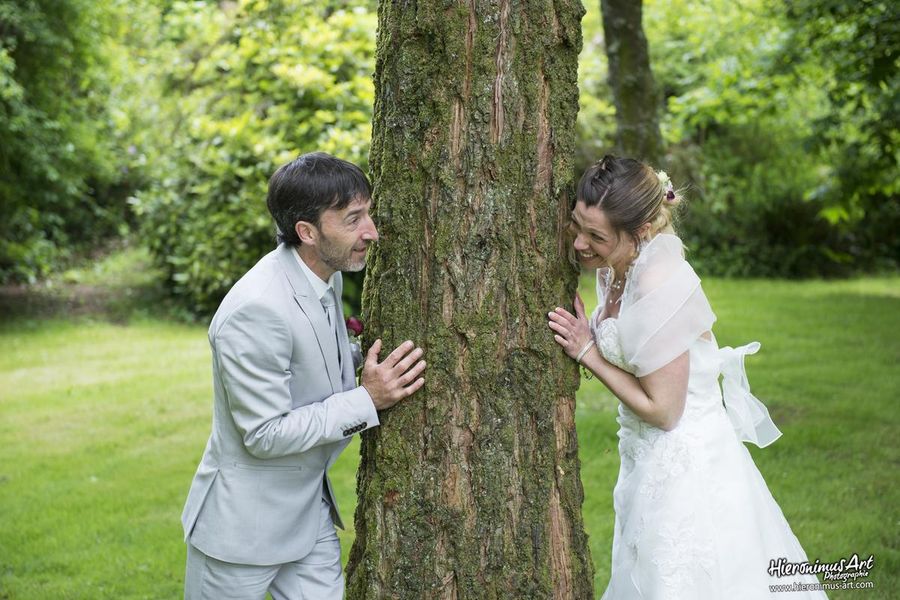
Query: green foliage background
0 0 897 313
129 0 377 315
643 0 896 277
0 0 136 281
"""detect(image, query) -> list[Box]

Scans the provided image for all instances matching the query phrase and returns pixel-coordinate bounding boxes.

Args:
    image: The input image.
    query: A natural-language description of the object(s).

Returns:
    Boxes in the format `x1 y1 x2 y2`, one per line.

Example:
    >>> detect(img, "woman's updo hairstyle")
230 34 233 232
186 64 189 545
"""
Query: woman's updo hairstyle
576 155 681 246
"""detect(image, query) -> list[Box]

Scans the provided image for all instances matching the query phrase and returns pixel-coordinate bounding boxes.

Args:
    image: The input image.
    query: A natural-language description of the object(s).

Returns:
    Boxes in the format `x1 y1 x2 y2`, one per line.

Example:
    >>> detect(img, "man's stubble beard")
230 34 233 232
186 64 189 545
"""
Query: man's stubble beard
318 234 367 273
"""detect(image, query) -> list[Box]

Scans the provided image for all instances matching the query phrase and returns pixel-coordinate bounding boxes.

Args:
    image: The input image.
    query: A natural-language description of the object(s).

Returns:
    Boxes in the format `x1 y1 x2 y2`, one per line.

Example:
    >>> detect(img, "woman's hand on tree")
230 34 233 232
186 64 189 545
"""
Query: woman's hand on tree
548 293 594 361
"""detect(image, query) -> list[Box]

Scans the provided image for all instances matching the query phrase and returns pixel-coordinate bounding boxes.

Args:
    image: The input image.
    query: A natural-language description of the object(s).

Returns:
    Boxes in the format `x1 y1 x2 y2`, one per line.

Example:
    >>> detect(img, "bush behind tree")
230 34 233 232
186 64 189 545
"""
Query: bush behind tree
138 0 896 318
643 0 897 275
131 0 376 316
0 0 140 282
6 0 892 310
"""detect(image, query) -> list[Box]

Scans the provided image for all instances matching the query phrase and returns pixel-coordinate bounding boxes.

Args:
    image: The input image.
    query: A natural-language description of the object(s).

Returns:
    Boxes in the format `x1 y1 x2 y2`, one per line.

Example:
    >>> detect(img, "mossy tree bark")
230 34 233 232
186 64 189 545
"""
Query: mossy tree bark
346 1 594 599
600 0 664 165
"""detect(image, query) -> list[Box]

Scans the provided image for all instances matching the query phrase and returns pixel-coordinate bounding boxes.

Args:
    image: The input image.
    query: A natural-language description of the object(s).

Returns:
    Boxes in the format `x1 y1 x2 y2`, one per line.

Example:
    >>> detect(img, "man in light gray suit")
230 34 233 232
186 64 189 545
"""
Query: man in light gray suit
181 152 426 599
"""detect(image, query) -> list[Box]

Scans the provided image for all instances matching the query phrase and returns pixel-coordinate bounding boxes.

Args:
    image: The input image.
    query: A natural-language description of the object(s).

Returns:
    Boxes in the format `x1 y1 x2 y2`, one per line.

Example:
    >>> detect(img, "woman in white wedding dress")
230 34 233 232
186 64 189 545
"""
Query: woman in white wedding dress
548 156 827 599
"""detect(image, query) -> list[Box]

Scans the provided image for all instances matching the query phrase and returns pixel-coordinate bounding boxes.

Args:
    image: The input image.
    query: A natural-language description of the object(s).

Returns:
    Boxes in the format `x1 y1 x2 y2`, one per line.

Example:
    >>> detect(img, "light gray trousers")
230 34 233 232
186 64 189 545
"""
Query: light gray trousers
184 499 343 600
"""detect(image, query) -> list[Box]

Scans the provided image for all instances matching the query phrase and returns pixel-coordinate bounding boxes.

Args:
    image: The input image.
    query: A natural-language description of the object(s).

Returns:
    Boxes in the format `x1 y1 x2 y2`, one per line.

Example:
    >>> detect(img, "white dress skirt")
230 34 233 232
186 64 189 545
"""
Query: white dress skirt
591 234 827 599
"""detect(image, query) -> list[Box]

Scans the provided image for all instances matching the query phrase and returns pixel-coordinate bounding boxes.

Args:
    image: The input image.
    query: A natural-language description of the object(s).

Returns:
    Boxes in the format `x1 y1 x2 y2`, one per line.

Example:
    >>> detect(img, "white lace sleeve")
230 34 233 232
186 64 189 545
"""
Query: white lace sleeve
617 234 716 377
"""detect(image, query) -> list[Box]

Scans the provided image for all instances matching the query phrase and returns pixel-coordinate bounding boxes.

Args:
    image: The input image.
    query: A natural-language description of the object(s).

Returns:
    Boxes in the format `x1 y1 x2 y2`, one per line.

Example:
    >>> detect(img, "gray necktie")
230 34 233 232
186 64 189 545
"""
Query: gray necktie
321 287 336 328
321 287 341 367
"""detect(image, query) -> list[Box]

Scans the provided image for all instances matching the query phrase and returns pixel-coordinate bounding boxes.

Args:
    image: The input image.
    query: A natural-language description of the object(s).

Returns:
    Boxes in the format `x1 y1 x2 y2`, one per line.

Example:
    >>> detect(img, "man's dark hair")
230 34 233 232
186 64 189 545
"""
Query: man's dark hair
266 152 372 245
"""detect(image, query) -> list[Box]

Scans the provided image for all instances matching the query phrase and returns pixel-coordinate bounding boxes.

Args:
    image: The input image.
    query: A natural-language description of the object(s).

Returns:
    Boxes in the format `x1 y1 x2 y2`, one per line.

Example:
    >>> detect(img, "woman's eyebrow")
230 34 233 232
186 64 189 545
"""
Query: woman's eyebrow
571 212 606 237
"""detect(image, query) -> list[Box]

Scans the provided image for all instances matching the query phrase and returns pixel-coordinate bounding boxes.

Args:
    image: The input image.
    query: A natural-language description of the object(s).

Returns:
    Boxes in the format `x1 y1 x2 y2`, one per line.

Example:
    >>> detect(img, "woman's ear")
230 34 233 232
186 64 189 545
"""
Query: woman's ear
638 222 652 241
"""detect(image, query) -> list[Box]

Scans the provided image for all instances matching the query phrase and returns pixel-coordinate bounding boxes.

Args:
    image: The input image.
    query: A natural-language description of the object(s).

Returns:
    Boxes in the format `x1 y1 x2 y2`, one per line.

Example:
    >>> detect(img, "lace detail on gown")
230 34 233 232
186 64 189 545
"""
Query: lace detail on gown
638 433 695 501
651 521 715 598
596 318 631 372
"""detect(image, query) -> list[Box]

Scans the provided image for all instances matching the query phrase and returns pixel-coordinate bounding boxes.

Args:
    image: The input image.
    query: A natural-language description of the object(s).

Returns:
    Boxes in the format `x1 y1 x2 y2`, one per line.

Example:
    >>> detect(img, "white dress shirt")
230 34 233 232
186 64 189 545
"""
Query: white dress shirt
292 248 338 302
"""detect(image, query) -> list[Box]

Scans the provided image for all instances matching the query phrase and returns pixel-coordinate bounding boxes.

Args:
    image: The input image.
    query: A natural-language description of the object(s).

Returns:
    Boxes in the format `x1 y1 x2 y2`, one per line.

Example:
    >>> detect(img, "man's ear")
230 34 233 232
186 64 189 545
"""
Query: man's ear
295 221 317 245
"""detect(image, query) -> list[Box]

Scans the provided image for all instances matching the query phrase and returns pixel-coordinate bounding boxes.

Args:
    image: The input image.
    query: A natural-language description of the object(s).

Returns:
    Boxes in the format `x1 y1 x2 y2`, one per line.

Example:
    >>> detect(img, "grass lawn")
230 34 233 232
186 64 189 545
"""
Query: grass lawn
1 270 897 598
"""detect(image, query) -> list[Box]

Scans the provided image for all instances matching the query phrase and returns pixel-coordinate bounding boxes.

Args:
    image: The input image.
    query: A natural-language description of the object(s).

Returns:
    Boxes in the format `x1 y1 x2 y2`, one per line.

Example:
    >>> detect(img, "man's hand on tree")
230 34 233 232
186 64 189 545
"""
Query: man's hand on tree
361 339 426 410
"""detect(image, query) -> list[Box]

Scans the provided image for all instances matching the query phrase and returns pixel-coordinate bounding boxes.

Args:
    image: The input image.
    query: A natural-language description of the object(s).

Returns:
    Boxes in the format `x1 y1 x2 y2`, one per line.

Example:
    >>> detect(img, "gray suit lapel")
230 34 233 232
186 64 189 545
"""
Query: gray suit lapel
276 244 342 393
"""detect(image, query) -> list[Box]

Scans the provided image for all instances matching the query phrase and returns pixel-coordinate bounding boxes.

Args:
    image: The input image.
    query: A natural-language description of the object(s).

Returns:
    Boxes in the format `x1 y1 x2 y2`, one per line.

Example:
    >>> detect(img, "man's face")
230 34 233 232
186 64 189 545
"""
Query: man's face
315 196 379 273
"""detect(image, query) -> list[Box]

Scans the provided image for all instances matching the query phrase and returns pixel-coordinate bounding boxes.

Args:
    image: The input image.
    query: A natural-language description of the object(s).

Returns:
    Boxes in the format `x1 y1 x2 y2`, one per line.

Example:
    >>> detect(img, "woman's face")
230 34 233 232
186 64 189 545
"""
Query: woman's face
569 201 633 272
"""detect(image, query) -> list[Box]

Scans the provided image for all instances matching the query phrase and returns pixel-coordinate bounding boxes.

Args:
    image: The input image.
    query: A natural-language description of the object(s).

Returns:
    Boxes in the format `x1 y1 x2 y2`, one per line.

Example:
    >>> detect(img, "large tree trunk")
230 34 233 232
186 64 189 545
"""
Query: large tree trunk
346 1 594 598
600 0 664 164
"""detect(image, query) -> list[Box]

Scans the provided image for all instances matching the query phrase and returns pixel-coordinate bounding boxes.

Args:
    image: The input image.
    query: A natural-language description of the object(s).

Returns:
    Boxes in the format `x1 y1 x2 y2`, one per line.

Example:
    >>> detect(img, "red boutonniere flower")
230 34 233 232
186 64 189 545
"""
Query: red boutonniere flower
346 316 364 371
346 316 364 338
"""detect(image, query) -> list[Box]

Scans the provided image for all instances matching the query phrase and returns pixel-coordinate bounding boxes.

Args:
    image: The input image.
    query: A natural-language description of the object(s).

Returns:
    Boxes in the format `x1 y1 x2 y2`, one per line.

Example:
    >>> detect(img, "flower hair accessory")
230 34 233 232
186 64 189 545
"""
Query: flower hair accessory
656 170 676 202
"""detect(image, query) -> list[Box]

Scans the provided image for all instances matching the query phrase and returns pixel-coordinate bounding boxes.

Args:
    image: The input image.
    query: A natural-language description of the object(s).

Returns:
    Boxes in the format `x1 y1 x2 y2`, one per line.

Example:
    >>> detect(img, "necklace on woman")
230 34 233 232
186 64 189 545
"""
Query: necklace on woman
607 266 629 306
607 278 624 307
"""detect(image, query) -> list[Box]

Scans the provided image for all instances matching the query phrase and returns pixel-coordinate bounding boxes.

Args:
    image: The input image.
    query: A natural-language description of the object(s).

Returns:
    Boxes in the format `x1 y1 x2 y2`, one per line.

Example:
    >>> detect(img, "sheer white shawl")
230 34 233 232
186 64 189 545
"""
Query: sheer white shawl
599 233 781 447
615 234 715 377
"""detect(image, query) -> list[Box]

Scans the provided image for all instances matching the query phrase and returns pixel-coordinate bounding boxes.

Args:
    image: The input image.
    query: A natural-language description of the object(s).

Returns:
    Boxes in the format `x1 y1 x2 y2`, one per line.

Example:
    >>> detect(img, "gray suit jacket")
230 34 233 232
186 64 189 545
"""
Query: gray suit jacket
181 243 378 565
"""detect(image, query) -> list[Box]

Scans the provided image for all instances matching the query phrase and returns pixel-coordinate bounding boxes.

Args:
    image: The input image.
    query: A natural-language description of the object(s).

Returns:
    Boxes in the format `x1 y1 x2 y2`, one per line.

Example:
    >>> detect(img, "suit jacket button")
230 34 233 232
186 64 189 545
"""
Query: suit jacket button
342 429 351 437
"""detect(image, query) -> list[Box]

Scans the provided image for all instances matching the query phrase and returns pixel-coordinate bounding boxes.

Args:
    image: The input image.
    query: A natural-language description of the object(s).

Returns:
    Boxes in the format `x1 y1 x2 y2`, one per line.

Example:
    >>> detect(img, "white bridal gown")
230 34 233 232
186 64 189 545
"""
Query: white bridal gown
592 234 827 600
